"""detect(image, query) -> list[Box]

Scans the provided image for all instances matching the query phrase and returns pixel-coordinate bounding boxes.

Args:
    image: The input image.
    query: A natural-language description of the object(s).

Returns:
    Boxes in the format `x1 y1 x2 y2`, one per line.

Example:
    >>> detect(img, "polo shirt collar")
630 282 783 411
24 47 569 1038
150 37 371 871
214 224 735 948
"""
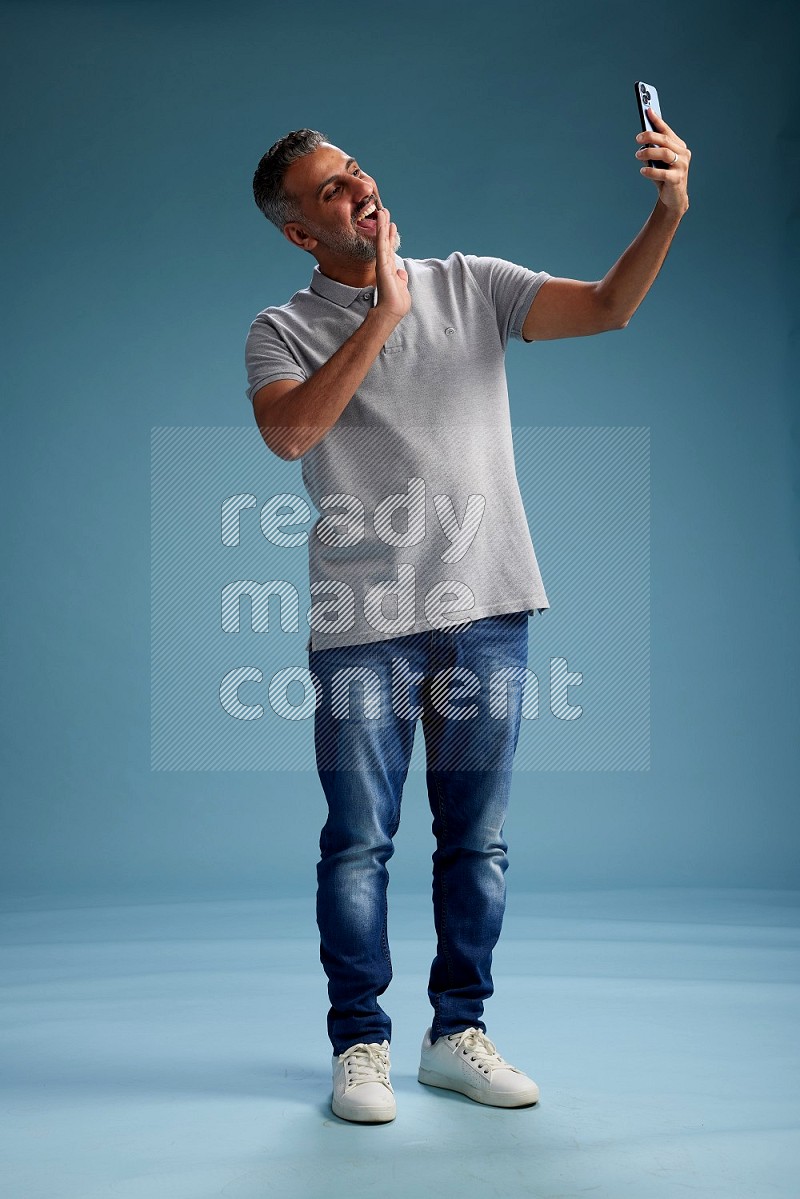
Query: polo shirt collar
309 254 406 309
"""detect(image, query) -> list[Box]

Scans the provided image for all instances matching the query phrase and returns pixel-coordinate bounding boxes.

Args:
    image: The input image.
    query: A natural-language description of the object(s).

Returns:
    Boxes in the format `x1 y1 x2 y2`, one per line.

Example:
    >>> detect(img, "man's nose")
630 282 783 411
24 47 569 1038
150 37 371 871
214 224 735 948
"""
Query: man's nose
353 179 376 204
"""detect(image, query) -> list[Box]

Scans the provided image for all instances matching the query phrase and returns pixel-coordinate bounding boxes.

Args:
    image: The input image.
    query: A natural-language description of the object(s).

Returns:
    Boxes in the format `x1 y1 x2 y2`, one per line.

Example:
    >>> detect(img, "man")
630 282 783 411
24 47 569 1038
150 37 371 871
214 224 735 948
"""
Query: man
246 117 691 1123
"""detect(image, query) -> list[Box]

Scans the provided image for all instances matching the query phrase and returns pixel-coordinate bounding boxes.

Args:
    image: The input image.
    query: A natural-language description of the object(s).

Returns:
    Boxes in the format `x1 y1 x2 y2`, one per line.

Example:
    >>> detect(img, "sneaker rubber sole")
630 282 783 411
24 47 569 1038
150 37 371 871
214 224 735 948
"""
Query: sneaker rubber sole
331 1093 396 1123
418 1065 539 1108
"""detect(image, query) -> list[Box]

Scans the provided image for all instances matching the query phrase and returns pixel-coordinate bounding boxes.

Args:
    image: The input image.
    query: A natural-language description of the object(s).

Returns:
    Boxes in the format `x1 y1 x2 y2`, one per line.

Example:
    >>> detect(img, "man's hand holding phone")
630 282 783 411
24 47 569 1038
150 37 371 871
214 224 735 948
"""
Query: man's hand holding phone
634 86 691 216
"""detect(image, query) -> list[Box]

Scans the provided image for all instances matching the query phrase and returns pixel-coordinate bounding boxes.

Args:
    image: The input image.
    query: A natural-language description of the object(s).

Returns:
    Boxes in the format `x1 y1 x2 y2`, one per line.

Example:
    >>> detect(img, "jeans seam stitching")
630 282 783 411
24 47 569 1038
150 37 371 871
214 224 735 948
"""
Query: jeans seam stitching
432 767 456 989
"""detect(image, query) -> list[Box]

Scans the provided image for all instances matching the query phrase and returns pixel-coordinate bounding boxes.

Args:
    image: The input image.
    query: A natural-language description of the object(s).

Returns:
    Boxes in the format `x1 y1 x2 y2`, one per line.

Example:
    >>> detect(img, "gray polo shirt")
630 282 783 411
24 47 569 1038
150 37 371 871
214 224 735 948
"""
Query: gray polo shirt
245 250 552 653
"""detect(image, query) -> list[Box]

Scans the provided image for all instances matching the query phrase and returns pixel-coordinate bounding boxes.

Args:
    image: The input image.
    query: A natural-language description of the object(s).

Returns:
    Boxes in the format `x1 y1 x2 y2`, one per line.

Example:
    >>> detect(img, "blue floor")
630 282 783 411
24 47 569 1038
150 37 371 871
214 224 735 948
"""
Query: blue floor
1 888 798 1198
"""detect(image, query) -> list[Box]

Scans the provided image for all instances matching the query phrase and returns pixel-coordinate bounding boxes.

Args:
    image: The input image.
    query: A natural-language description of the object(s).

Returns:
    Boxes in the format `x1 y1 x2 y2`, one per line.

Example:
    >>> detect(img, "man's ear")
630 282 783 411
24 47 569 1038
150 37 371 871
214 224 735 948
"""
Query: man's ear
284 223 316 253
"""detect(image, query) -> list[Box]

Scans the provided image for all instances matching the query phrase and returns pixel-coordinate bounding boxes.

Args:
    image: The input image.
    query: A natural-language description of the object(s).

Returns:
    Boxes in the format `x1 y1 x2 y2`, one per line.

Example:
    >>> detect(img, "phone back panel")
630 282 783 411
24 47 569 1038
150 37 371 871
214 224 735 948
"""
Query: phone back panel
634 80 665 169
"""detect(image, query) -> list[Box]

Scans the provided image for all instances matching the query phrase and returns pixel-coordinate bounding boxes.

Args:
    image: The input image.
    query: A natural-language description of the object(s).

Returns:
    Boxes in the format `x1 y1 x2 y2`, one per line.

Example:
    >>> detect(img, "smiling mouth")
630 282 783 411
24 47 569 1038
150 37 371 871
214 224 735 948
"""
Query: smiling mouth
354 200 379 233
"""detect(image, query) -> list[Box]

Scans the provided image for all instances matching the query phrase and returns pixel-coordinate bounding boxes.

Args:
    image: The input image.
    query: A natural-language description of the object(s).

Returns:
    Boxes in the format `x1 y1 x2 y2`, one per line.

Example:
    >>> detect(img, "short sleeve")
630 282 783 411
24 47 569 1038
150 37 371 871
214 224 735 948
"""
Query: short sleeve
245 315 307 404
461 255 552 350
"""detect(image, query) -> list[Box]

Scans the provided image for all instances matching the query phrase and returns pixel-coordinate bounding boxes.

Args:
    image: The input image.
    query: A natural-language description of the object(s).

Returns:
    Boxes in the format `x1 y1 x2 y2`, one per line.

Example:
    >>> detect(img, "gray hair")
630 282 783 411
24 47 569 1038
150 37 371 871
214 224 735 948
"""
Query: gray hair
252 128 329 233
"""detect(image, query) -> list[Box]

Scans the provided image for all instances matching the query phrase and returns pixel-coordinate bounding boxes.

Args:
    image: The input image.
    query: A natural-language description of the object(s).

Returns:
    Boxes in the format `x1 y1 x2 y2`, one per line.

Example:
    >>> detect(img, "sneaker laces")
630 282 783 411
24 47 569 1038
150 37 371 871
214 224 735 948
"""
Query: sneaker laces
339 1042 392 1089
445 1027 521 1075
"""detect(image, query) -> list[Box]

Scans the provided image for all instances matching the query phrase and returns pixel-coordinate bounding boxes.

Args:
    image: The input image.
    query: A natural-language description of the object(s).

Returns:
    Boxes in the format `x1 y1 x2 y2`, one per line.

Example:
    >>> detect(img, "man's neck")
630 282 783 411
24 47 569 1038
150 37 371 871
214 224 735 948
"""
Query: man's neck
315 254 378 290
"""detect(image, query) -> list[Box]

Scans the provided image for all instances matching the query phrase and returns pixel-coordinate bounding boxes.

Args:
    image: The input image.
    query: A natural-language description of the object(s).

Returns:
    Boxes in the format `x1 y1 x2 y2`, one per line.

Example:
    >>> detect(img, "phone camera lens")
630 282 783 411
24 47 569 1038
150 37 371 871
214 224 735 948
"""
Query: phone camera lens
642 89 651 104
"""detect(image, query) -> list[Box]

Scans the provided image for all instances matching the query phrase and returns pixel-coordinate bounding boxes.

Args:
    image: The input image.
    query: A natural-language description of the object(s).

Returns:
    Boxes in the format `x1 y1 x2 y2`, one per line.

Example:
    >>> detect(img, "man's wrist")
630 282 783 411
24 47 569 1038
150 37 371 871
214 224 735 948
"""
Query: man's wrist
656 195 689 221
364 306 402 336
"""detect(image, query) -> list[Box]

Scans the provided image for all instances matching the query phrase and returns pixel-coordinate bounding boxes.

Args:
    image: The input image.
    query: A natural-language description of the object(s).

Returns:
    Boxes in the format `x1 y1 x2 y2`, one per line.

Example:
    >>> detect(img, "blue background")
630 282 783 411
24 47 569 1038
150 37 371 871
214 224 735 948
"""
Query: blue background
2 0 798 900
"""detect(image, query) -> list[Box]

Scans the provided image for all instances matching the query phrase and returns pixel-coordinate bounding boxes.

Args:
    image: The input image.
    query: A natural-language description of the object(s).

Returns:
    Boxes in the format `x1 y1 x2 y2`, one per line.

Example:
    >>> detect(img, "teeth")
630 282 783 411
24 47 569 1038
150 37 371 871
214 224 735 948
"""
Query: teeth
356 201 377 222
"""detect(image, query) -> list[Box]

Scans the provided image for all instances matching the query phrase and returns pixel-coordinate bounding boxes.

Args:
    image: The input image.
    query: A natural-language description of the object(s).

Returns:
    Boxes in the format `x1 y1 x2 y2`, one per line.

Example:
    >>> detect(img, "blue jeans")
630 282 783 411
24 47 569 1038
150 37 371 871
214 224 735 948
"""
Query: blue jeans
308 611 530 1055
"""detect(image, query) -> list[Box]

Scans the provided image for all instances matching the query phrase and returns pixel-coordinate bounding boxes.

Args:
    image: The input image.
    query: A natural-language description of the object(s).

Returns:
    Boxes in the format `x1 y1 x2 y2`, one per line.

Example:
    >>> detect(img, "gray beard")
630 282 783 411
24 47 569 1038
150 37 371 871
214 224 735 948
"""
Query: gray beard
304 218 401 262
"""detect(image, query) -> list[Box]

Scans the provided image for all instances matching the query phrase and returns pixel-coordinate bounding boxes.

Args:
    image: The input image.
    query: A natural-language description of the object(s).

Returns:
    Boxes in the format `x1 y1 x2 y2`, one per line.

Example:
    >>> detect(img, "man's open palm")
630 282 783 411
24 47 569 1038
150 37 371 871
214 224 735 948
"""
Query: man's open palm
375 207 410 321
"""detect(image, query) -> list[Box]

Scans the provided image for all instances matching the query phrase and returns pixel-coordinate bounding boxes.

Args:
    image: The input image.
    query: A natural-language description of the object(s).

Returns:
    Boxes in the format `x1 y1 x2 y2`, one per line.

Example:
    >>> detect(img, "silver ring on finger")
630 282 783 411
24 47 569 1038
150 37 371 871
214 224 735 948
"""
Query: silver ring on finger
670 150 678 164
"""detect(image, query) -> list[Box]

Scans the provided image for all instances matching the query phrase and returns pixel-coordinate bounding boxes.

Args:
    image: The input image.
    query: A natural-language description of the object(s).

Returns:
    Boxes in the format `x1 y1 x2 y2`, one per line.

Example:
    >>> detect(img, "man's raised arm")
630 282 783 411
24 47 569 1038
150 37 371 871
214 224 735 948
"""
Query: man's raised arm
522 107 691 342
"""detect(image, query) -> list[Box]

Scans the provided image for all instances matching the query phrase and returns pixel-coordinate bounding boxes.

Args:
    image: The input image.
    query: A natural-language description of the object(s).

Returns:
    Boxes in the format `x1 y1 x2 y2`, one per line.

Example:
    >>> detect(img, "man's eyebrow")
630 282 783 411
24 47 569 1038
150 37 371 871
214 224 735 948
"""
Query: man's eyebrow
315 158 358 198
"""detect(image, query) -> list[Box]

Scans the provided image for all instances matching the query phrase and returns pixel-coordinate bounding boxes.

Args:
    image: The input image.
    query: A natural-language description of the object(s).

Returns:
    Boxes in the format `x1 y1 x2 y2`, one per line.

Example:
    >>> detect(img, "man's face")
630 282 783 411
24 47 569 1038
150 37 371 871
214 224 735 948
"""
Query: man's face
282 143 400 263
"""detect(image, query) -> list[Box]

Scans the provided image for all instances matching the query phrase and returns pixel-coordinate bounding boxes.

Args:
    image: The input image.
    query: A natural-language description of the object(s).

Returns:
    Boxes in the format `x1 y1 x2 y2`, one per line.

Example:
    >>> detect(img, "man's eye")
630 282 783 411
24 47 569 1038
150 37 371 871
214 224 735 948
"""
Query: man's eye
325 169 363 200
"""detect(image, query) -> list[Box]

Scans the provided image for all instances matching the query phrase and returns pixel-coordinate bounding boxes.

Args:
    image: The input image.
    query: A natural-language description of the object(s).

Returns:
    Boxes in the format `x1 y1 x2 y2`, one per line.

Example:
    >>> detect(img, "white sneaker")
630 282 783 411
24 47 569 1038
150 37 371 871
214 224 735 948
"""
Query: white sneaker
331 1040 396 1123
418 1027 540 1108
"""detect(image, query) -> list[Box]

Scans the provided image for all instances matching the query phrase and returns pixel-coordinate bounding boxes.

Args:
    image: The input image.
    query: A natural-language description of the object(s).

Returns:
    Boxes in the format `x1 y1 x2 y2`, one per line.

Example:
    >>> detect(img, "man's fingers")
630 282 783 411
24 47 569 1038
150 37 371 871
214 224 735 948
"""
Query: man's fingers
639 163 686 178
647 107 671 133
643 145 679 162
638 129 687 154
646 108 685 146
378 208 391 260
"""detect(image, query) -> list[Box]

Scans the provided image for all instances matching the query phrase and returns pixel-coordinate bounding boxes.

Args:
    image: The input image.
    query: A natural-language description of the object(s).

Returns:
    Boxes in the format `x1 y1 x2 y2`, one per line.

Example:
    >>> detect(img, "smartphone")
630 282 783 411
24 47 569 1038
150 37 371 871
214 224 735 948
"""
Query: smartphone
634 80 670 170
